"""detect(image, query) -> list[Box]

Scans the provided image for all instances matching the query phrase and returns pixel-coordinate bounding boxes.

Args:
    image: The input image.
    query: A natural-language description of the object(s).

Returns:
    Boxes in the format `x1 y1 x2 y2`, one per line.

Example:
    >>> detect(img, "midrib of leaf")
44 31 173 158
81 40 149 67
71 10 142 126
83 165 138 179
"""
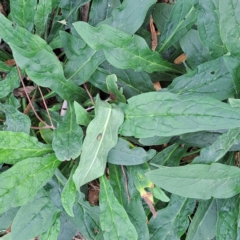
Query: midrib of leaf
80 107 112 185
162 145 178 165
158 5 195 53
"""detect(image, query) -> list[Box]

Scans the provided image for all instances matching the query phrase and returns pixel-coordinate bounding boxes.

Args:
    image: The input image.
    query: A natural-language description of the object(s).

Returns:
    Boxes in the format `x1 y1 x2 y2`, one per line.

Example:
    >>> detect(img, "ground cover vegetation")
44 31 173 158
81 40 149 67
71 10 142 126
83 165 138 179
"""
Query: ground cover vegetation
0 0 240 239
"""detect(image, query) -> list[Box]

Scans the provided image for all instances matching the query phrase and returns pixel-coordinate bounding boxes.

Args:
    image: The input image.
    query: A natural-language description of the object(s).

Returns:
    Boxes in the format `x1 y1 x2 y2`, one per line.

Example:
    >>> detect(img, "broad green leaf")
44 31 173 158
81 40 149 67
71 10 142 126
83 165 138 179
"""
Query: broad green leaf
180 29 212 68
193 128 240 164
0 67 20 99
101 0 156 35
0 14 87 102
219 0 240 59
34 0 52 37
40 215 60 240
146 163 240 199
52 102 83 161
198 0 226 58
60 31 105 85
0 207 19 231
5 93 21 108
99 175 138 240
0 103 31 134
107 138 156 165
158 0 197 53
139 136 171 146
0 154 60 214
11 189 60 240
186 199 224 240
168 57 236 100
0 61 12 73
73 22 182 74
89 0 121 26
106 74 126 103
120 92 240 138
0 131 53 164
9 0 37 32
148 195 195 240
74 101 91 126
216 194 240 239
73 97 124 189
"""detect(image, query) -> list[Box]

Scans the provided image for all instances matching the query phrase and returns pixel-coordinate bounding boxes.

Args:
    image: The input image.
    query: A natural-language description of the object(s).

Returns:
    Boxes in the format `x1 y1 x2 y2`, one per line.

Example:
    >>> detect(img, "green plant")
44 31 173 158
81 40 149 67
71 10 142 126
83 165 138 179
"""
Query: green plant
0 0 240 239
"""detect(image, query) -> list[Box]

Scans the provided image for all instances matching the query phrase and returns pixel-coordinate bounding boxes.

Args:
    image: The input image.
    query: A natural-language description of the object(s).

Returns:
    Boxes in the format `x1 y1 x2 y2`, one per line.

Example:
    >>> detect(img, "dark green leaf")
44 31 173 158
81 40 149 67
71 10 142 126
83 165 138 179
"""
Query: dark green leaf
0 154 60 214
108 138 156 165
146 163 240 199
11 189 60 240
73 22 182 74
74 101 91 126
0 61 12 73
120 92 240 138
73 97 124 189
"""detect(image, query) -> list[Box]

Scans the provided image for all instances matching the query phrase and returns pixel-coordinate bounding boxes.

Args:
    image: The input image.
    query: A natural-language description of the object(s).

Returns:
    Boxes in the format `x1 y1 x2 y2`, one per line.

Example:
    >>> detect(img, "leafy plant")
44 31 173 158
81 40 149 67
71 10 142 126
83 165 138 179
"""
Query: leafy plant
0 0 240 239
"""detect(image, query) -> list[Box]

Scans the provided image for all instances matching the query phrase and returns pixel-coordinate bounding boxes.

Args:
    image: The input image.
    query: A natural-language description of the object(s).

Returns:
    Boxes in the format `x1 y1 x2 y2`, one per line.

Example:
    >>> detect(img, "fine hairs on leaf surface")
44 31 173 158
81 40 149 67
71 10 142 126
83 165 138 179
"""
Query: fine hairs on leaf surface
1 0 240 239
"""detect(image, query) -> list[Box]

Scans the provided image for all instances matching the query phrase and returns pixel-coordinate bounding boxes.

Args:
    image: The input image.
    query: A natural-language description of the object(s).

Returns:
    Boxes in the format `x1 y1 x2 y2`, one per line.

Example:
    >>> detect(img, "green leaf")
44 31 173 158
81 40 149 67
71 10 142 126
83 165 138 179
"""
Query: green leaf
216 194 240 239
99 175 138 240
150 187 170 202
39 122 54 144
0 67 20 99
9 0 37 31
0 103 31 134
11 189 60 240
186 198 224 240
60 31 105 85
73 97 124 189
0 154 60 214
106 74 126 103
168 57 236 100
146 163 240 199
74 101 91 126
100 0 157 35
73 22 182 74
0 207 19 231
0 131 53 164
108 138 156 165
193 128 240 164
0 61 12 73
5 93 21 109
0 14 87 102
198 0 226 58
120 92 240 138
139 136 171 146
40 214 60 240
148 195 195 240
52 102 83 161
158 0 197 53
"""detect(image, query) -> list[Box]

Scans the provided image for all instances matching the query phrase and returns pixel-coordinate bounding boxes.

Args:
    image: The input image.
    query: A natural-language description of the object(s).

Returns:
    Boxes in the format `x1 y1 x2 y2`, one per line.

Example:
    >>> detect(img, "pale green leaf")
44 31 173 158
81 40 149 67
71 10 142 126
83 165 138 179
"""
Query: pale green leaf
73 97 124 189
146 163 240 199
0 131 53 164
228 98 240 108
40 215 60 240
108 138 156 165
99 175 138 240
11 189 60 240
52 102 83 161
74 101 91 126
0 207 19 231
139 136 171 146
73 22 182 74
0 154 60 214
120 92 240 138
9 0 37 31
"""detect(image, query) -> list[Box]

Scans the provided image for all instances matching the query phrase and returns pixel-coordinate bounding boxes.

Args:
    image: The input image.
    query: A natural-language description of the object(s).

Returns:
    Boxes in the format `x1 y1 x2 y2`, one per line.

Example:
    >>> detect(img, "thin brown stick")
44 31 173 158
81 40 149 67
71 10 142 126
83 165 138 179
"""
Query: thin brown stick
83 83 95 105
24 90 37 114
30 126 54 130
150 15 158 51
121 165 130 203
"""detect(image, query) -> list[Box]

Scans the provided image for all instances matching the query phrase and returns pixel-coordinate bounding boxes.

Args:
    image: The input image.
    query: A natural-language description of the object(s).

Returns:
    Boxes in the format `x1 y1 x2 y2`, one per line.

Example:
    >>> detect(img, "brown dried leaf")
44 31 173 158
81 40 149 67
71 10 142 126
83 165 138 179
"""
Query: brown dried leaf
153 82 162 91
150 15 158 51
13 86 36 97
4 59 16 66
174 53 187 64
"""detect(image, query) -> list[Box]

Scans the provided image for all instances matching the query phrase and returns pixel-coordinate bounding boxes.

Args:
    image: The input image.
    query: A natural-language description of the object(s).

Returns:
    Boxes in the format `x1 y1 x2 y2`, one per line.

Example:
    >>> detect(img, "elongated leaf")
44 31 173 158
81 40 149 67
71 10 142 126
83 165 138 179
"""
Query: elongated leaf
146 163 240 199
0 67 19 99
158 0 197 53
0 103 31 134
108 138 156 165
74 101 91 126
11 189 60 240
9 0 37 31
52 102 83 161
193 128 240 164
148 195 195 240
40 215 60 240
120 92 240 138
216 194 240 239
0 154 60 214
186 199 224 240
73 97 124 189
139 136 171 146
99 175 138 240
101 0 156 35
60 31 105 85
168 57 236 100
198 0 226 58
0 207 19 231
73 22 182 74
0 131 53 164
0 61 12 73
0 14 87 102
